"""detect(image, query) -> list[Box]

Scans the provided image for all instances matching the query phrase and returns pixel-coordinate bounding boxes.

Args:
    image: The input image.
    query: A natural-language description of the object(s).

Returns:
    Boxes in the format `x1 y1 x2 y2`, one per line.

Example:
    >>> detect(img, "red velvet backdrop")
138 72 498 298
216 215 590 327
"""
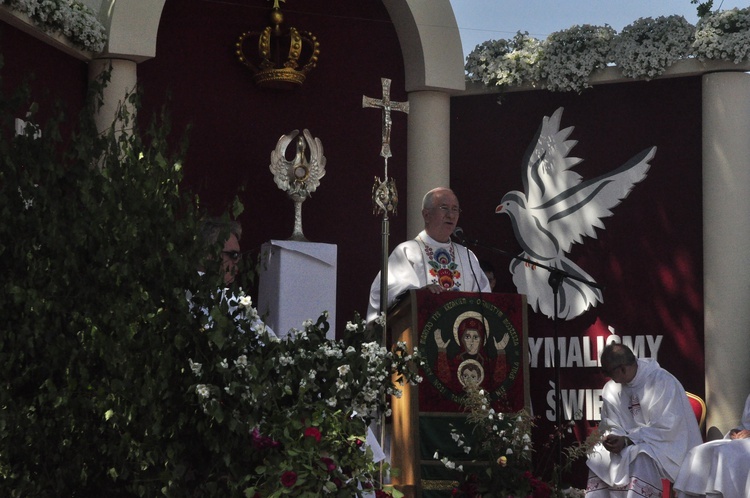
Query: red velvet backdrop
450 78 705 484
0 23 88 139
135 0 408 333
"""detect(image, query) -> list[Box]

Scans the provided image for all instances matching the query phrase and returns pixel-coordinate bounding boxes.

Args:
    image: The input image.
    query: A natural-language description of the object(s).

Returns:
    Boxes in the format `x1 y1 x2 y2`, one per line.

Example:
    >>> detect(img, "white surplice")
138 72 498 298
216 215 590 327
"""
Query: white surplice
366 230 490 323
673 394 750 498
586 358 703 497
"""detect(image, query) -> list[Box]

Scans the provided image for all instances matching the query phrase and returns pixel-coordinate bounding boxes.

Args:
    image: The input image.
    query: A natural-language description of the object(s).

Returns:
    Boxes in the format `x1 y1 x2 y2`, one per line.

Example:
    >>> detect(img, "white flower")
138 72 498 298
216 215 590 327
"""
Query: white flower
234 355 247 367
237 295 253 309
337 364 351 376
506 448 514 455
188 358 202 376
345 321 358 332
195 384 211 399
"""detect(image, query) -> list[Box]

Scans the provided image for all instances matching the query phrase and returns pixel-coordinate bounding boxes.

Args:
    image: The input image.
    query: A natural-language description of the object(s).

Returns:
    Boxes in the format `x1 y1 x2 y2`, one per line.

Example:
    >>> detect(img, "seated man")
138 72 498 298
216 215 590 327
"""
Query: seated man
586 343 702 497
673 393 750 498
193 217 274 337
366 187 490 323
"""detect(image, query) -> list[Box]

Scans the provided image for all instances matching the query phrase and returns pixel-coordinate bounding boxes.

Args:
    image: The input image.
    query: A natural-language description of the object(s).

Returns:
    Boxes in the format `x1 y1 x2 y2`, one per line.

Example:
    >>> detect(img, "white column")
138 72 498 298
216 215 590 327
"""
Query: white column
88 58 138 135
703 71 750 432
405 90 451 238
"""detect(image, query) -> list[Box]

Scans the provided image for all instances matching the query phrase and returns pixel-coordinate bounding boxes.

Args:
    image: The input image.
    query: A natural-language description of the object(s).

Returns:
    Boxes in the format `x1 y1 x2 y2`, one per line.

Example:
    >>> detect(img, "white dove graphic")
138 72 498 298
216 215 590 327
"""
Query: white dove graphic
495 107 656 320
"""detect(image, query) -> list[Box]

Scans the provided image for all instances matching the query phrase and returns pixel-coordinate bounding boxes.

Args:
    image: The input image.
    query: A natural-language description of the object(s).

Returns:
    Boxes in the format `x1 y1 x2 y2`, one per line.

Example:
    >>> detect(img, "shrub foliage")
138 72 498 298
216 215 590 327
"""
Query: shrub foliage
0 66 258 496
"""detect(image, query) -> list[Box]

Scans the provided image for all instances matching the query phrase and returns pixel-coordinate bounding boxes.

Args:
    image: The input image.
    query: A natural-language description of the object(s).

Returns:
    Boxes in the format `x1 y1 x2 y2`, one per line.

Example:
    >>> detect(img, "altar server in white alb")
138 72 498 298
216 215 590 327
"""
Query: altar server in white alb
366 187 491 323
673 393 750 498
586 343 702 498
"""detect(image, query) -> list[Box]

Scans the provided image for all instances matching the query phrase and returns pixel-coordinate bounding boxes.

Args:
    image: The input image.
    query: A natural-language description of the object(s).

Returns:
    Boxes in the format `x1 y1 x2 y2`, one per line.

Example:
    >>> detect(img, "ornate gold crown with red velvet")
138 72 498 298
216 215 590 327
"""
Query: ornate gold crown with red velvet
235 3 320 90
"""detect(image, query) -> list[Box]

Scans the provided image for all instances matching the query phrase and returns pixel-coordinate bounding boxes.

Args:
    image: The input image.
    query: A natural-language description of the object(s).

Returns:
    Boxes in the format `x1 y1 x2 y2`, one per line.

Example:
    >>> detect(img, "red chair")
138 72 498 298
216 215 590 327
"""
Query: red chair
686 392 707 431
662 392 706 498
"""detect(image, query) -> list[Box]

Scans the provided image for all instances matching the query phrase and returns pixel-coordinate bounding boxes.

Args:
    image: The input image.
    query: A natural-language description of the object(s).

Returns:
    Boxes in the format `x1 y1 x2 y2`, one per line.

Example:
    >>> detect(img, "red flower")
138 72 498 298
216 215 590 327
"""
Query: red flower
532 480 552 498
280 470 297 488
304 426 322 443
375 490 393 498
320 456 337 472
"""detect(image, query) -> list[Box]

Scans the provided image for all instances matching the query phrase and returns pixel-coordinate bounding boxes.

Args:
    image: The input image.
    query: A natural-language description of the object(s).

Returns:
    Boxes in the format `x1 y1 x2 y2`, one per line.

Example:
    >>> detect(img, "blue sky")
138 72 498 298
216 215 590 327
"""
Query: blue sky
449 0 745 59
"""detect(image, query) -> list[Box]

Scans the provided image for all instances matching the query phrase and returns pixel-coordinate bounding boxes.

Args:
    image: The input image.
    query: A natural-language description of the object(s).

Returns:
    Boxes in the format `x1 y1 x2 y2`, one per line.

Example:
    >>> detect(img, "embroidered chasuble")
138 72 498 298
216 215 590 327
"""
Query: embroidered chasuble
366 230 491 322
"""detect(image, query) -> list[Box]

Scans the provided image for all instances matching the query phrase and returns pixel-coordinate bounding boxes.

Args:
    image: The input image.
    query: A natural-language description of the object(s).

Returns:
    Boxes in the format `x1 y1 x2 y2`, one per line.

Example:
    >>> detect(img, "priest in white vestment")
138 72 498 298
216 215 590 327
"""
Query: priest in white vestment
586 343 702 497
366 187 491 323
673 393 750 498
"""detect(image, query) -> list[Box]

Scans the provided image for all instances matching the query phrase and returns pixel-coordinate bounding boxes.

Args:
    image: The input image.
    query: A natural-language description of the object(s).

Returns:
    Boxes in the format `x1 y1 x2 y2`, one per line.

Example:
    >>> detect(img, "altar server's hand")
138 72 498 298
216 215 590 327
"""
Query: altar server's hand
602 434 629 454
730 429 750 439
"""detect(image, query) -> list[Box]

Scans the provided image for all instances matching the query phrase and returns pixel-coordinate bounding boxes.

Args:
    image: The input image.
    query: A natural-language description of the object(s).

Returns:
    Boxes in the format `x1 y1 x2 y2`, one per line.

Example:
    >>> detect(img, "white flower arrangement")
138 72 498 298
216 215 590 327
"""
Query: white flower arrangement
694 7 750 63
539 24 616 93
612 15 696 80
1 0 106 53
466 9 750 93
465 32 543 89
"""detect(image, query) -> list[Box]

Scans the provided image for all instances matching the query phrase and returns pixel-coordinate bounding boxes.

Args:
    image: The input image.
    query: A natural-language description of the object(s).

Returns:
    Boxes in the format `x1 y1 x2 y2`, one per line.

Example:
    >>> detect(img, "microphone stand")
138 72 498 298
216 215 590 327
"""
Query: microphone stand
455 231 603 482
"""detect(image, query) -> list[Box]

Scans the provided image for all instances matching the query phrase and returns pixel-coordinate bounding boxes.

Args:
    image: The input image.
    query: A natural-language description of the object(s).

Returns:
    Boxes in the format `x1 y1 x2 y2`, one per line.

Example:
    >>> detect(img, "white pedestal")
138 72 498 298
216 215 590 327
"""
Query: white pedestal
257 240 337 339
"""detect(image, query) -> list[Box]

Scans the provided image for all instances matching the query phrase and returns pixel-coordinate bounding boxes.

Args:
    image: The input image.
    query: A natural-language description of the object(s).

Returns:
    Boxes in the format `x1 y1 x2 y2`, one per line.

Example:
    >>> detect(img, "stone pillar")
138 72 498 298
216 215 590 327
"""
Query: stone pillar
405 90 451 238
88 58 138 135
703 71 750 432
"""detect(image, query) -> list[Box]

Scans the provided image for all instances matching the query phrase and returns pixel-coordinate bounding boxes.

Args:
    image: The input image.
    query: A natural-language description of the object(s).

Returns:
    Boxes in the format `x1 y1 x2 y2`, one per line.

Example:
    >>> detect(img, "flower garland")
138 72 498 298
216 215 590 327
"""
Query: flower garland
466 7 750 93
694 7 750 63
1 0 106 53
540 24 615 93
465 32 542 88
611 15 695 80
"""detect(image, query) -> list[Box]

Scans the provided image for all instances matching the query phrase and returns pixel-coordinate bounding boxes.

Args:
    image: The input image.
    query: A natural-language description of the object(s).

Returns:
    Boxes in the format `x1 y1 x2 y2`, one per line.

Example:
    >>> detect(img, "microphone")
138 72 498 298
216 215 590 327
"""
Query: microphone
452 226 468 244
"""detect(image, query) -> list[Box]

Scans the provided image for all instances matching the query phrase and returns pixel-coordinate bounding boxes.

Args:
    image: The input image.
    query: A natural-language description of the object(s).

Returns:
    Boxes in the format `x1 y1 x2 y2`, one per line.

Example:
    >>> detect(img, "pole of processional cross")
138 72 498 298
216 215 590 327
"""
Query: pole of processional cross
362 76 409 484
362 77 409 338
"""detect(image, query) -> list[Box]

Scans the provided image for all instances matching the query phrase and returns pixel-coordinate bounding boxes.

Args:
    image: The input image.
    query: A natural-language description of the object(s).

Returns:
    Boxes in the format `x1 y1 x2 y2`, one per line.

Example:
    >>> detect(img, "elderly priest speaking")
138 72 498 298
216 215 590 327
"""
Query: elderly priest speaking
366 187 491 323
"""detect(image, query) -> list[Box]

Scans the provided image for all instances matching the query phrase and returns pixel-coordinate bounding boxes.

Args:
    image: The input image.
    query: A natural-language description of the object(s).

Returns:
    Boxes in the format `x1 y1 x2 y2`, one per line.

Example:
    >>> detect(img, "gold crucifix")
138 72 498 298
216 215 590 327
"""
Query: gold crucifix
362 78 409 160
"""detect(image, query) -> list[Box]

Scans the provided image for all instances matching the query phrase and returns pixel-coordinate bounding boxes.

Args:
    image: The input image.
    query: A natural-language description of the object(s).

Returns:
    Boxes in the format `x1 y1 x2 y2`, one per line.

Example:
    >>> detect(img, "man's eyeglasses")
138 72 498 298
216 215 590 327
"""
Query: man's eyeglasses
221 250 242 262
434 205 462 214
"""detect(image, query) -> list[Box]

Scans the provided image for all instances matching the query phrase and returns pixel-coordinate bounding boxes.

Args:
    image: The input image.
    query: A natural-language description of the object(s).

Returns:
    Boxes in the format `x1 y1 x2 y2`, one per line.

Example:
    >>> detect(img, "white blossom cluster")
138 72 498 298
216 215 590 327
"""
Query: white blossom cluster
540 24 616 93
466 9 750 93
465 32 542 88
612 15 695 80
2 0 107 52
188 300 423 427
694 7 750 63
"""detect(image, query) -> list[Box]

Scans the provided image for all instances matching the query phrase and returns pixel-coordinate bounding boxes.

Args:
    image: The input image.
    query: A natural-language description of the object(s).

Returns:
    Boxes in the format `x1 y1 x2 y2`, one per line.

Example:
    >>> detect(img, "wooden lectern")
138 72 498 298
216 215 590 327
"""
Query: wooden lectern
387 290 529 498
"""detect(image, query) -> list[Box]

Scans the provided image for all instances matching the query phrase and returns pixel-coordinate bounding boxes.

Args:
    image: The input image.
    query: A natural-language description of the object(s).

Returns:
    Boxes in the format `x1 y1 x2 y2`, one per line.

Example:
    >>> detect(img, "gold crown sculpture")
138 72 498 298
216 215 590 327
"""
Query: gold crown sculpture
235 0 320 89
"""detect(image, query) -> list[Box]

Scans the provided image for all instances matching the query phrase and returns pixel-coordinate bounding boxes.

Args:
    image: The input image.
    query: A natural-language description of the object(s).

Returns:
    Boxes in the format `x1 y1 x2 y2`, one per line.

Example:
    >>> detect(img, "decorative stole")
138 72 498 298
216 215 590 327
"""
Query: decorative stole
416 235 463 291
